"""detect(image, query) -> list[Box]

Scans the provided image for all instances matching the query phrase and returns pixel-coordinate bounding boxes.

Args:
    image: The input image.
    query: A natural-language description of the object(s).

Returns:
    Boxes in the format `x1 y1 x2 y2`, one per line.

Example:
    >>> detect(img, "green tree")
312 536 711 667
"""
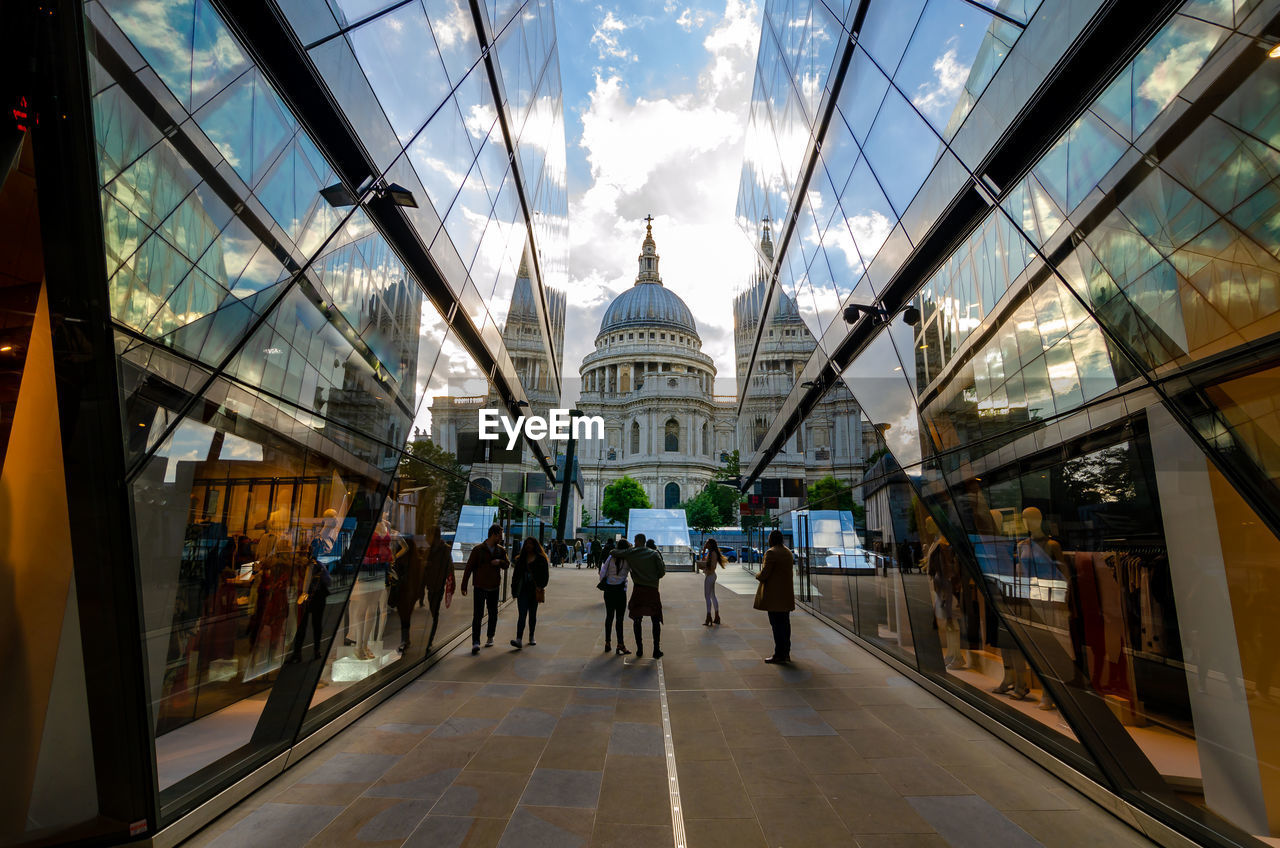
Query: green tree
398 437 468 531
706 449 744 525
807 474 866 523
681 490 721 536
600 475 651 524
714 448 742 481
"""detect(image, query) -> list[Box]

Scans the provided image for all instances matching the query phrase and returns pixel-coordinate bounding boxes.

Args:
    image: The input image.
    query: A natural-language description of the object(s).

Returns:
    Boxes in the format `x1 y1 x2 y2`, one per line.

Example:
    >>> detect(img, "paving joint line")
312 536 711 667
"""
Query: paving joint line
657 659 688 848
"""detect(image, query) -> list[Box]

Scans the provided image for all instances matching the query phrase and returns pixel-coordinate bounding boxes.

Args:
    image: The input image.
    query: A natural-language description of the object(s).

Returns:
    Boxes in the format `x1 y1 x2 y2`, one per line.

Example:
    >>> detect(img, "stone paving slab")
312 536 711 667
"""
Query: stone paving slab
182 570 1160 848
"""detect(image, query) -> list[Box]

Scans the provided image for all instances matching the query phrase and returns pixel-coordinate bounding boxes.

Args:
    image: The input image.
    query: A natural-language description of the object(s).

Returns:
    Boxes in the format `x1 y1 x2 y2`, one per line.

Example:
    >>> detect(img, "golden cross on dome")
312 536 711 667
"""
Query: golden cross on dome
644 213 654 230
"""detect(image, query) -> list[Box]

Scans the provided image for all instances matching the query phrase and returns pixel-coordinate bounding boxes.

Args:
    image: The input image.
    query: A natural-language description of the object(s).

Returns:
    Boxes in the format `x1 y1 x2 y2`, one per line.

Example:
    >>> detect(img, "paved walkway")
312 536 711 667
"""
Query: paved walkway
186 568 1159 848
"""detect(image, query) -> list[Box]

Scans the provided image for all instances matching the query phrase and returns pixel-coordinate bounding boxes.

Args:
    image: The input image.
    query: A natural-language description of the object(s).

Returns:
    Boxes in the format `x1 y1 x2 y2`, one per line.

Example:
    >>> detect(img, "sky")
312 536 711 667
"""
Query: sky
554 0 763 398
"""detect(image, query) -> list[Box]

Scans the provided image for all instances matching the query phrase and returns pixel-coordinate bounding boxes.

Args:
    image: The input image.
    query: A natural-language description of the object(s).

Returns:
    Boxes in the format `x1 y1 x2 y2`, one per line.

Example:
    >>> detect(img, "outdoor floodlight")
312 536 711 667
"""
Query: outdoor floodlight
320 182 358 207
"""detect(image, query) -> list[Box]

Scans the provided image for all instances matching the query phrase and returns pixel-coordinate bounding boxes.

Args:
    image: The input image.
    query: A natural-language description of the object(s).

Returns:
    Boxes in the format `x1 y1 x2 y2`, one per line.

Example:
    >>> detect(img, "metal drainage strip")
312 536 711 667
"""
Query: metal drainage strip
657 659 688 848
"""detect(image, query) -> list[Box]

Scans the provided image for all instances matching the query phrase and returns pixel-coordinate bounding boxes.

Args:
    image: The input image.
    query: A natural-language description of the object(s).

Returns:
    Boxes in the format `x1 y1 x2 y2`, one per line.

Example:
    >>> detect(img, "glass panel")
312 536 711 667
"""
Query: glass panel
131 369 390 799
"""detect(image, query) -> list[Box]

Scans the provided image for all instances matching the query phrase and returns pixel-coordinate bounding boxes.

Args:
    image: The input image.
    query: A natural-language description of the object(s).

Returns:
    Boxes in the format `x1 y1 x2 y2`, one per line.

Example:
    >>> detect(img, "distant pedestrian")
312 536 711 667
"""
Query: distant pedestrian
423 526 451 651
754 529 795 664
699 538 726 627
612 533 666 658
510 537 549 649
646 538 658 551
550 539 564 568
599 539 631 655
462 524 508 654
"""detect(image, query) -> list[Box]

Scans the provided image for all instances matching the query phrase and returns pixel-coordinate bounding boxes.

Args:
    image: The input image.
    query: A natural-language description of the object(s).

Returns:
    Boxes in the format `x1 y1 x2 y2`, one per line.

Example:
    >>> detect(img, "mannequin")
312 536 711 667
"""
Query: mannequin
1018 506 1067 710
350 518 393 660
923 516 966 670
373 525 409 647
248 510 294 665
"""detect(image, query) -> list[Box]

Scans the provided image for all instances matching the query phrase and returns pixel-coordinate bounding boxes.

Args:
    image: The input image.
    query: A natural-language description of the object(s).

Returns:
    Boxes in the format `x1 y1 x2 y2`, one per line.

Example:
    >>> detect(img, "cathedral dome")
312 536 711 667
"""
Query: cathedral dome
599 283 697 336
598 218 698 338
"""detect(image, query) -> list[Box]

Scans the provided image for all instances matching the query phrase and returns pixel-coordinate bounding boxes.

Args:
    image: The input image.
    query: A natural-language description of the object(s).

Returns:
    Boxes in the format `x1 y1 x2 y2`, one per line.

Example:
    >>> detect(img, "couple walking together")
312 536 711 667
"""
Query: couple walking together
461 524 548 653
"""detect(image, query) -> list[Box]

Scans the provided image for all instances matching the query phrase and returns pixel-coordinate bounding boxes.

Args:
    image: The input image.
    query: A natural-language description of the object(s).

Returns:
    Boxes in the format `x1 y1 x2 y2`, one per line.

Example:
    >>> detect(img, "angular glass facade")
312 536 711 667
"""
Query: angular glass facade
2 0 566 843
736 0 1280 846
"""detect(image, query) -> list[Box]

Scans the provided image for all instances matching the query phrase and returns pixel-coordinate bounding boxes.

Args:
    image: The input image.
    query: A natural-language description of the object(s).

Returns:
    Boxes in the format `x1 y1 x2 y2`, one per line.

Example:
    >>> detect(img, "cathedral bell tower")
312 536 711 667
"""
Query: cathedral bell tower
636 215 661 284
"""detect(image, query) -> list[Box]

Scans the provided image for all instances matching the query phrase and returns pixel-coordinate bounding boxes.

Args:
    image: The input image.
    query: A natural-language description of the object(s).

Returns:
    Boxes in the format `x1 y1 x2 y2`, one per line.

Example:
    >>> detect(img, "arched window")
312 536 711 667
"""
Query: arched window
702 422 710 455
631 420 641 454
665 418 679 452
664 482 680 509
752 417 767 451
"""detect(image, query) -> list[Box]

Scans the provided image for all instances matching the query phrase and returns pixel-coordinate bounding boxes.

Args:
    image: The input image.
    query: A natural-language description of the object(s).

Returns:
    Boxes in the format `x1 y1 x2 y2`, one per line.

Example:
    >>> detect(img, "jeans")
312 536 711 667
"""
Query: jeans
633 618 661 651
515 585 538 640
768 611 791 659
471 587 499 644
704 571 718 613
603 586 626 644
290 588 328 660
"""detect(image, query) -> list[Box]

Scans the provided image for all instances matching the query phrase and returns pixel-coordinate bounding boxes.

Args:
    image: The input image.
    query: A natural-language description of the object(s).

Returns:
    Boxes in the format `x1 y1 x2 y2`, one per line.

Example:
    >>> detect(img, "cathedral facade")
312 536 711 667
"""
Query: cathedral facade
577 221 737 515
579 219 874 527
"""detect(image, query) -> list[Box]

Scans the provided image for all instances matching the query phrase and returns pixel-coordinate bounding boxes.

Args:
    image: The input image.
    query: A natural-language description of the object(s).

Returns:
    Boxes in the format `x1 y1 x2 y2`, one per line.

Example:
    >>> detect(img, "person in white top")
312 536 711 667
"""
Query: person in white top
699 538 727 626
599 540 631 655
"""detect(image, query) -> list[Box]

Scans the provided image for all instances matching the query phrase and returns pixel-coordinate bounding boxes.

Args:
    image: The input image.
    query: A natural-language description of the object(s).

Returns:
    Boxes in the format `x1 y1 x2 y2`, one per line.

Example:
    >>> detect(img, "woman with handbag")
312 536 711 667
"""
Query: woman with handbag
510 537 549 650
598 540 630 655
754 529 795 664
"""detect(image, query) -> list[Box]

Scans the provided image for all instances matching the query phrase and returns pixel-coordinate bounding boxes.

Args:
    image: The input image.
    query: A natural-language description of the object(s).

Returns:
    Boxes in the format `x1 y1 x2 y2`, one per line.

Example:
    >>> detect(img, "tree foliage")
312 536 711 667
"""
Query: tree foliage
806 474 866 523
680 490 722 535
600 475 651 524
398 437 468 531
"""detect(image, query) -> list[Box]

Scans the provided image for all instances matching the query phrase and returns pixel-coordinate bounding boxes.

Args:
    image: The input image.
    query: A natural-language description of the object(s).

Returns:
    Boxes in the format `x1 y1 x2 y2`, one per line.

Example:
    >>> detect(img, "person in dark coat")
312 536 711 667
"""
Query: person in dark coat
755 529 795 664
394 534 424 653
461 524 508 654
510 537 550 649
422 525 452 650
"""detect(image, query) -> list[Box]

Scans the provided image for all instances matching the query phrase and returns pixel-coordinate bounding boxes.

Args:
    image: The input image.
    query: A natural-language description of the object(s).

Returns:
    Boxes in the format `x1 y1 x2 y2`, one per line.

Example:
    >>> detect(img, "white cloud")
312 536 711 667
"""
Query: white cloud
591 11 633 61
564 0 762 399
677 7 710 31
911 39 967 123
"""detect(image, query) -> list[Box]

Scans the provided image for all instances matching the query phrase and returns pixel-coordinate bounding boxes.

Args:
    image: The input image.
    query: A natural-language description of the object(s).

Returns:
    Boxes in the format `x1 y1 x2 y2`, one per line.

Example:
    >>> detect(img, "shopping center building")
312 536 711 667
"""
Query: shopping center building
3 0 569 843
734 0 1280 846
3 0 1280 847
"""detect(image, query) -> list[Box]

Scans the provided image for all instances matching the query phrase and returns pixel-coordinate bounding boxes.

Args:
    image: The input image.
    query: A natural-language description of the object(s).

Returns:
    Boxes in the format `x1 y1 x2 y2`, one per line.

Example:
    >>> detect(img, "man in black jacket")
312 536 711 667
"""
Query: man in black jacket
462 524 508 654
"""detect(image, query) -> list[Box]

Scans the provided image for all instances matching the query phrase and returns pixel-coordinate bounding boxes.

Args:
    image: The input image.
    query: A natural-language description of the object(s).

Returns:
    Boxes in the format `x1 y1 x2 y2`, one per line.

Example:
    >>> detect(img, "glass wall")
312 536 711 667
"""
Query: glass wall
1 0 565 844
737 0 1280 845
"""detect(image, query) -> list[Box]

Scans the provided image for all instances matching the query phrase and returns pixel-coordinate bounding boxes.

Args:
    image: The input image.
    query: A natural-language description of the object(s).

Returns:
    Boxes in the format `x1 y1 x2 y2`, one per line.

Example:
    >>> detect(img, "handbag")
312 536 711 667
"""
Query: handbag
535 587 546 603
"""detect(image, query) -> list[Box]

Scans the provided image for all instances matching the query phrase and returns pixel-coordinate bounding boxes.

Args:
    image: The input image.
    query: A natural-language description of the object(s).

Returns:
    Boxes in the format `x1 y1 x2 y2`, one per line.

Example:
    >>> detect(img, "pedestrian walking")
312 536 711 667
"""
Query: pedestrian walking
699 538 726 626
754 529 795 664
550 539 564 568
422 525 451 651
611 533 666 658
510 537 549 649
599 539 631 655
392 534 424 653
461 524 508 654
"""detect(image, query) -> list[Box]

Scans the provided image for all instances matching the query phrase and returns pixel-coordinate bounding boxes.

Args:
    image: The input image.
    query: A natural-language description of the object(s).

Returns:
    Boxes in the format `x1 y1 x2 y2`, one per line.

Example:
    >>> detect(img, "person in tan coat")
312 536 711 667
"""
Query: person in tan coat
754 529 795 664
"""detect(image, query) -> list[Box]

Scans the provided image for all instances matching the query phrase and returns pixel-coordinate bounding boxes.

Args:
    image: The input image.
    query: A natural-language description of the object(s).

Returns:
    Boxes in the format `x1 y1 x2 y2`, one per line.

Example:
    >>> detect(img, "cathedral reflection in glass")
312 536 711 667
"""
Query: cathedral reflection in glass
736 1 1280 846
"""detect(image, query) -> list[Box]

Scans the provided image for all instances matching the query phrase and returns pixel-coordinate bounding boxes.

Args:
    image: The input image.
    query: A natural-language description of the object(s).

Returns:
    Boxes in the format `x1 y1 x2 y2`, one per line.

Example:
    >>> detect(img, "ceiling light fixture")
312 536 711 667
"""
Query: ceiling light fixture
1270 42 1280 58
